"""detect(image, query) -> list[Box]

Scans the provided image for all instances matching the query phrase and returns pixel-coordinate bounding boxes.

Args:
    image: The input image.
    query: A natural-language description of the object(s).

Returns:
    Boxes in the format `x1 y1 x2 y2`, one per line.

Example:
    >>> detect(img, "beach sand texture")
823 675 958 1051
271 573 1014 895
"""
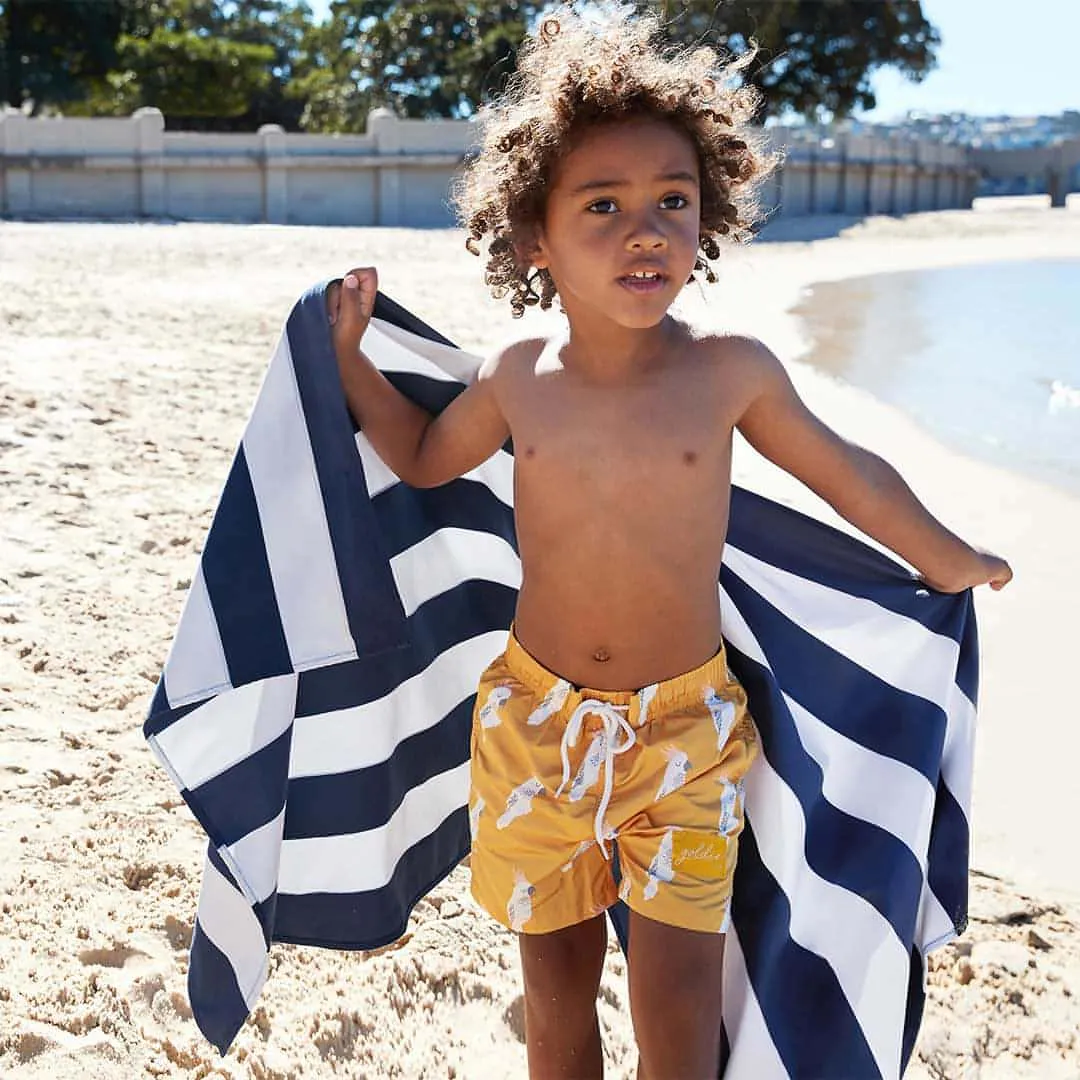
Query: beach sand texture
1 211 1078 1078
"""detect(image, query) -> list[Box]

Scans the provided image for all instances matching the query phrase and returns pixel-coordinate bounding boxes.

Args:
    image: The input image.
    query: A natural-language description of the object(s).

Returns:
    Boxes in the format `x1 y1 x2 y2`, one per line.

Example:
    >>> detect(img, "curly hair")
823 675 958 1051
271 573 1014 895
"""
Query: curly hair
449 3 777 318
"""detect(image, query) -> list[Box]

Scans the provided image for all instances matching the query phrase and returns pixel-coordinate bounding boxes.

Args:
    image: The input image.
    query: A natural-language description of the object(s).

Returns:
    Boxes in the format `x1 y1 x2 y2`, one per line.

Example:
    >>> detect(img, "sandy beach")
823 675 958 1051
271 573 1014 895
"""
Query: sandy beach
1 208 1078 1078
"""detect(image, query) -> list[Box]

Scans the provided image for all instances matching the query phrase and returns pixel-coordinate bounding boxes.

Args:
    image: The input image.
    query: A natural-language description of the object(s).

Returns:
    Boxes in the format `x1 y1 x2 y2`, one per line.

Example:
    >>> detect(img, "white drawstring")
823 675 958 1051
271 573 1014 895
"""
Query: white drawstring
555 699 637 858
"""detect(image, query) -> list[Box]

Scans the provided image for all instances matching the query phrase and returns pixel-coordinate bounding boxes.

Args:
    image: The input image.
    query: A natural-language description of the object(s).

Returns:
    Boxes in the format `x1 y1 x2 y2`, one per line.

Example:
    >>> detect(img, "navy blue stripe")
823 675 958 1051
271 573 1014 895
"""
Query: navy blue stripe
295 579 515 717
205 842 277 948
371 288 458 349
925 780 970 935
728 485 966 639
732 821 882 1079
273 807 470 948
954 593 980 705
285 696 473 839
200 446 292 686
143 677 211 737
722 569 948 780
372 475 517 560
732 644 924 942
187 921 252 1056
187 727 293 849
289 289 411 657
901 947 926 1071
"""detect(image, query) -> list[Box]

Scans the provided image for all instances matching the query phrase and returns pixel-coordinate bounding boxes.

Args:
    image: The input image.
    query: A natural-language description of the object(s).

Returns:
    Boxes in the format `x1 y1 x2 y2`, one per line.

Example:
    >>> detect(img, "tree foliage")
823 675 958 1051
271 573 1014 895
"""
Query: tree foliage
292 1 539 132
0 0 127 110
637 0 939 120
0 0 940 128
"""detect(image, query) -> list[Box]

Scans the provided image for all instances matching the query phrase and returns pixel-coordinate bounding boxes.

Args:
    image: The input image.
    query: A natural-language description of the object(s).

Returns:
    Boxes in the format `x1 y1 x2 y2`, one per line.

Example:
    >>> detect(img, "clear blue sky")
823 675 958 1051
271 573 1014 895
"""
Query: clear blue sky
862 0 1079 120
305 0 1079 120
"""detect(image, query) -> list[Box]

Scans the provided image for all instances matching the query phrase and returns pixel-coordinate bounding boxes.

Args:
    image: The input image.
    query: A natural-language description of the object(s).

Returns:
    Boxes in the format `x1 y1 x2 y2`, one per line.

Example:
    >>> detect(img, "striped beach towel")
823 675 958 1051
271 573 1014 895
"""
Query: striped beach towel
144 282 978 1077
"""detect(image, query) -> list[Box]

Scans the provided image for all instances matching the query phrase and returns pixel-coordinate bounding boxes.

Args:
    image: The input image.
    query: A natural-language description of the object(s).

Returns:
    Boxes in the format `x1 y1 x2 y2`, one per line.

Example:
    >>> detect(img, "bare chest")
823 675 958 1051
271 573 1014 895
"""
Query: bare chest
506 376 732 504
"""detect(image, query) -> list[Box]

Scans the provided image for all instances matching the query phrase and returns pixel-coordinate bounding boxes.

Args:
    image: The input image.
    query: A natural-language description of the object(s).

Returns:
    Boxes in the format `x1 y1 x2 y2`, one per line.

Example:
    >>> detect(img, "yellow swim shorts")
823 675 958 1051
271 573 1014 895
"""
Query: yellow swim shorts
468 629 758 936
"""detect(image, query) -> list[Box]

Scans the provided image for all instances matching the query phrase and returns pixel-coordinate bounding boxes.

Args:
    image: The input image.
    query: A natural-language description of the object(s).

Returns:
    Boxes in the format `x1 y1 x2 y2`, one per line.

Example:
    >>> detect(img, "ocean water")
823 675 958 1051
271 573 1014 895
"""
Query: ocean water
792 260 1080 496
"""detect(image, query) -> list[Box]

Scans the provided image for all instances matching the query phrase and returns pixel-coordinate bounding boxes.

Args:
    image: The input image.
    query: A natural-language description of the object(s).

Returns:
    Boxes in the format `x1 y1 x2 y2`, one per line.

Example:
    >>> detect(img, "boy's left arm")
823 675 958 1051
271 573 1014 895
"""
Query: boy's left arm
732 339 1012 593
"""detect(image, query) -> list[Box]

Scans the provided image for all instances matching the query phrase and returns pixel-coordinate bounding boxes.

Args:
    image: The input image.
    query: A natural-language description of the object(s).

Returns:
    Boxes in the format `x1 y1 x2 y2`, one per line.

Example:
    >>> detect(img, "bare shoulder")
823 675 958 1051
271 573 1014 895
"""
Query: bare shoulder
698 330 780 372
477 334 548 384
686 329 784 404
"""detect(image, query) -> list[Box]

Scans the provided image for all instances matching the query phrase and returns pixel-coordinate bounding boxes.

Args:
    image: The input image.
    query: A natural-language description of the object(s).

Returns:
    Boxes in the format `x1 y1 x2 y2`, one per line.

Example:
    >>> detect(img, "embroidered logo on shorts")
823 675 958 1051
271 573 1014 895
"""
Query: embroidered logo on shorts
670 831 730 878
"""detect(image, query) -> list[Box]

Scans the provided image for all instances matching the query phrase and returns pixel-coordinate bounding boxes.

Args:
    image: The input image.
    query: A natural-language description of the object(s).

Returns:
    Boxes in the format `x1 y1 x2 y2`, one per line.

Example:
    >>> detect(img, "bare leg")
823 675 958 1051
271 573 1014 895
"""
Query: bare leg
627 910 725 1080
518 915 608 1080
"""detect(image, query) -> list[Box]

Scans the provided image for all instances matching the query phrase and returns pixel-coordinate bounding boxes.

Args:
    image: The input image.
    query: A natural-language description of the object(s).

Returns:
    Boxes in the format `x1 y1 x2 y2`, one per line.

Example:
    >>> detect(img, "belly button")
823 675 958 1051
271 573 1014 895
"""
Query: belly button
593 647 611 663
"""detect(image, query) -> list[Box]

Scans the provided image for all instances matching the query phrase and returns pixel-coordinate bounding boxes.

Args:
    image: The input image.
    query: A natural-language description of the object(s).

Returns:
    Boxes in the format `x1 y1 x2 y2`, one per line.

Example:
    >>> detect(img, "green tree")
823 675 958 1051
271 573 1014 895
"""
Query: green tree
639 0 940 120
291 0 541 132
91 0 307 128
89 28 273 120
0 0 127 111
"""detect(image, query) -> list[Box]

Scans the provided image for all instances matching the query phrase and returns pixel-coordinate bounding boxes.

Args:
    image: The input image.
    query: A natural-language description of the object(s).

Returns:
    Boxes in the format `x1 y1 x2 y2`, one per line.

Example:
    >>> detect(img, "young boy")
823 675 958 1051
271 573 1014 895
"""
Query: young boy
328 7 1011 1078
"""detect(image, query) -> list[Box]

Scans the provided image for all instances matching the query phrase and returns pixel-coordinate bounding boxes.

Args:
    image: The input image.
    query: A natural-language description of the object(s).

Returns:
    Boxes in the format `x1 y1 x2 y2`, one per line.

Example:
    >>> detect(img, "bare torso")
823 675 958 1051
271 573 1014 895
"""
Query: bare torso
492 322 754 691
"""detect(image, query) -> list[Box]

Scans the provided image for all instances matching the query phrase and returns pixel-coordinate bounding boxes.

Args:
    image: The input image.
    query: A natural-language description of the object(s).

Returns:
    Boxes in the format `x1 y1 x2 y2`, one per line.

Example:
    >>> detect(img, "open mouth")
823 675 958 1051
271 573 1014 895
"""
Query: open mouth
618 271 666 292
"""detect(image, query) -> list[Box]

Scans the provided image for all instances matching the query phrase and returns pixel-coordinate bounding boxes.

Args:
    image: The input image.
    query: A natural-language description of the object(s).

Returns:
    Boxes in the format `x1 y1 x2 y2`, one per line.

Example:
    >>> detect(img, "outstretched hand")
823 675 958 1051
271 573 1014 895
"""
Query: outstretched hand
327 266 378 361
920 549 1013 594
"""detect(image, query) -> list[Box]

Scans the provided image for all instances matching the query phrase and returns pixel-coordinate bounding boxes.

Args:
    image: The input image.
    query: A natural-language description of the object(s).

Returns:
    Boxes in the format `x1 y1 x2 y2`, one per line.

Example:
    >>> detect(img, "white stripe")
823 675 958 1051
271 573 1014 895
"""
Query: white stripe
787 694 935 858
746 754 907 1079
364 319 484 383
152 673 298 793
242 333 355 668
279 761 471 894
724 545 962 713
917 881 960 954
390 528 521 617
939 683 976 821
289 631 504 777
223 808 285 905
721 929 790 1080
162 563 231 706
356 428 514 508
195 848 270 1009
356 432 400 496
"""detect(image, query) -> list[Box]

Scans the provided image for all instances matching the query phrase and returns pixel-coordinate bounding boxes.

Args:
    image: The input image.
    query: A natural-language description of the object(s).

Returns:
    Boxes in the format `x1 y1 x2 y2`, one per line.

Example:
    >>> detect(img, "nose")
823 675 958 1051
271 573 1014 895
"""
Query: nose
625 212 668 251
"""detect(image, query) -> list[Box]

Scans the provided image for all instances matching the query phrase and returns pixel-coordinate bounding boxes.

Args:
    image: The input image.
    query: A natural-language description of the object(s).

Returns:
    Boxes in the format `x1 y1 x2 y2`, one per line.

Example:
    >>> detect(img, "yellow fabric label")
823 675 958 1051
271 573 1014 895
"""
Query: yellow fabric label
671 831 730 877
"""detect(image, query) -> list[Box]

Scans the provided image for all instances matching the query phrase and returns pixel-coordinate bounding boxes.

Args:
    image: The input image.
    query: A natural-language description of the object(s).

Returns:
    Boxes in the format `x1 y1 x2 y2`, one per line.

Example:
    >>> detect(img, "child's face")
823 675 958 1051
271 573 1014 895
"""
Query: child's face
528 117 701 331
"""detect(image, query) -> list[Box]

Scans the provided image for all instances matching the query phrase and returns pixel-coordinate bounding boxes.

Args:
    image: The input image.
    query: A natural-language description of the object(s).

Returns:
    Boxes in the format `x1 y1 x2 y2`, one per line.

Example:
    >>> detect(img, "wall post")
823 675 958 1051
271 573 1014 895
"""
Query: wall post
0 110 33 216
368 107 402 226
135 107 166 218
259 123 288 224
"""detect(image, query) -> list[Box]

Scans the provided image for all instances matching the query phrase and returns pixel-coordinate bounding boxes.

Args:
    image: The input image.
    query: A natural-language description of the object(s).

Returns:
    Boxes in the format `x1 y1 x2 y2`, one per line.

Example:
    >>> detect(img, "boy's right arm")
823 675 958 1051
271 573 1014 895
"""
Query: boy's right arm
329 268 510 488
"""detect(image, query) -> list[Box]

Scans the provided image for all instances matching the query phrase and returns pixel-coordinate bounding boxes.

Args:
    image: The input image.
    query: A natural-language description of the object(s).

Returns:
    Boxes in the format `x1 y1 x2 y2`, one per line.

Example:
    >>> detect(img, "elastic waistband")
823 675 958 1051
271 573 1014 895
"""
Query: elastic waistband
503 627 734 722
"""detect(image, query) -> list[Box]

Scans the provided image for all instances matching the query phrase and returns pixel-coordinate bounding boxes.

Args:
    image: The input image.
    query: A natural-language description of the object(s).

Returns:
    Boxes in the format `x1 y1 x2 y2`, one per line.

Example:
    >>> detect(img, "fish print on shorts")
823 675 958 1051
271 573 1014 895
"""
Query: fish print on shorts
643 827 676 901
527 679 572 726
478 684 513 730
507 870 536 932
655 745 692 801
497 777 545 829
703 686 738 751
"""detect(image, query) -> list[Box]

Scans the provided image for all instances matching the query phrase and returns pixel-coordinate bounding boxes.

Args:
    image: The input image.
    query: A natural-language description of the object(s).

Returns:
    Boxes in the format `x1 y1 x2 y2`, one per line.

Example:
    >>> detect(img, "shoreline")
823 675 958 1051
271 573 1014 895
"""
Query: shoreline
1 210 1078 1077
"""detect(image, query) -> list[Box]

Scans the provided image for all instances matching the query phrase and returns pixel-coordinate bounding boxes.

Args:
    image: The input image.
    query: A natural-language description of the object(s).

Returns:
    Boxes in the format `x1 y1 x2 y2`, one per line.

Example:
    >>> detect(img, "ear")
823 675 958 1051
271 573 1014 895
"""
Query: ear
515 224 549 271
